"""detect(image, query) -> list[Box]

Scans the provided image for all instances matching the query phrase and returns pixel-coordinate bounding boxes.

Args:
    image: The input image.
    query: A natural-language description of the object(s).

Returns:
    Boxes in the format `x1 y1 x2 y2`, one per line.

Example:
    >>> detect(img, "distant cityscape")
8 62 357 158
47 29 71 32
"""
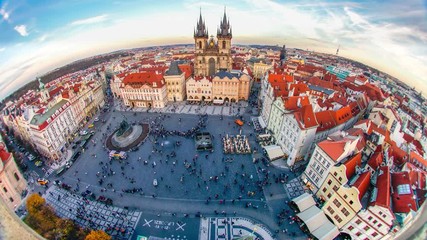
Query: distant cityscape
0 8 426 240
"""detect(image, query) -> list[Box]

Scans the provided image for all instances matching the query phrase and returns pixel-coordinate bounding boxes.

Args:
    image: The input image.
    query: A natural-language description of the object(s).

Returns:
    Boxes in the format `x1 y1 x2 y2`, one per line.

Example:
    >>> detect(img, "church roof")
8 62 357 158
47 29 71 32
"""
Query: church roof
165 61 183 76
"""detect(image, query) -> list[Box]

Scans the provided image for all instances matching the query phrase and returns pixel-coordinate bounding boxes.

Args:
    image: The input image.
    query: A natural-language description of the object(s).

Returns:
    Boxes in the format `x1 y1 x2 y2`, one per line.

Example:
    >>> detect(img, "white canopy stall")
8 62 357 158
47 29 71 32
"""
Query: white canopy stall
263 145 284 161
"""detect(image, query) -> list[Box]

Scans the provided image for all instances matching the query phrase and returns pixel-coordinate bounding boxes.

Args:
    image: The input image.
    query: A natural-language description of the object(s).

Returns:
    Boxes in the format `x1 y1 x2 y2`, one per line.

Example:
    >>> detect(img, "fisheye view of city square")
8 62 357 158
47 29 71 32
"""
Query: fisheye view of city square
0 1 427 240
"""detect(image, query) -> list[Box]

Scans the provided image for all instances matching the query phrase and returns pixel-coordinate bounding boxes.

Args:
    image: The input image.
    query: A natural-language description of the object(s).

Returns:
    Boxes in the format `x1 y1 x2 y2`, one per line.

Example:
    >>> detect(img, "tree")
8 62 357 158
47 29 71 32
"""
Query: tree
26 193 46 214
85 230 111 240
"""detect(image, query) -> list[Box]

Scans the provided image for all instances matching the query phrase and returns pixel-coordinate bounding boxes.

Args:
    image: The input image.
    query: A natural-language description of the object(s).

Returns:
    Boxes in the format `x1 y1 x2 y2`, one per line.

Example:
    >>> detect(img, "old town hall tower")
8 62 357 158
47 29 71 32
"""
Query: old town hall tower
194 8 232 77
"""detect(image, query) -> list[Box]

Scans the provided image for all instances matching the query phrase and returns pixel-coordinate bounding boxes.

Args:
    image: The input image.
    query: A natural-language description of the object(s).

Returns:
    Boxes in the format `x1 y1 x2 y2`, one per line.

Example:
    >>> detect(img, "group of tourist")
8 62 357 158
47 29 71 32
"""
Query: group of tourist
222 134 251 154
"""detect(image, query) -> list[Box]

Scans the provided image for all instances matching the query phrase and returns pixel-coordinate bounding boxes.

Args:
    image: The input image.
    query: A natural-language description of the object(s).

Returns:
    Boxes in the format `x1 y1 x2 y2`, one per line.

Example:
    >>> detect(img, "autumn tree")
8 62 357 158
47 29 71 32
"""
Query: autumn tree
85 230 111 240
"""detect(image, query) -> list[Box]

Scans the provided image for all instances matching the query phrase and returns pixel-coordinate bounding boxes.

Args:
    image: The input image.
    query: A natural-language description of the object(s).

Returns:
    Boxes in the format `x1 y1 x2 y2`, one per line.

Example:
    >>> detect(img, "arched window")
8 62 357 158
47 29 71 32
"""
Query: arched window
222 41 226 49
199 41 202 49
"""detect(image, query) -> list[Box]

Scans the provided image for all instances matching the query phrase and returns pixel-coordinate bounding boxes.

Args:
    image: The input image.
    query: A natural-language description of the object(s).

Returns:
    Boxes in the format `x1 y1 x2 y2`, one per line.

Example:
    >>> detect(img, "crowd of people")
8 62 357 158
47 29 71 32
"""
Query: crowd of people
222 134 251 154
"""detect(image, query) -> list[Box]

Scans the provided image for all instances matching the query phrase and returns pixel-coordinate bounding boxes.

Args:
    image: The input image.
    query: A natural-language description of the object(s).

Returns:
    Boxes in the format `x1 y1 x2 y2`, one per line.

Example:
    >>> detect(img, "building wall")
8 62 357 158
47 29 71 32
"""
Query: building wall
343 206 394 240
316 165 348 201
186 78 212 102
322 186 362 229
302 145 336 192
164 74 186 102
0 154 27 210
121 85 167 109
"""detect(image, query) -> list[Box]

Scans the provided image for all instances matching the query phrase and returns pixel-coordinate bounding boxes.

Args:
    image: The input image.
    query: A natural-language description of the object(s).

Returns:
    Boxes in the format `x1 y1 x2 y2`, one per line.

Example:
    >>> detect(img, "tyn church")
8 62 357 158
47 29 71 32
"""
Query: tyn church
194 9 232 77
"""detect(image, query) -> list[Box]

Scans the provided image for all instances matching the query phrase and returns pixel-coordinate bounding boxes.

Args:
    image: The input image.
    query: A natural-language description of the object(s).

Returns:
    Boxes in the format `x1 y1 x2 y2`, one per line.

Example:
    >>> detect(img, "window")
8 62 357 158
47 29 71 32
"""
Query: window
333 199 341 207
323 188 327 193
198 41 202 49
348 225 354 231
344 194 348 199
356 232 362 237
327 193 332 198
15 173 21 183
373 220 377 224
338 177 342 181
368 216 373 221
327 179 332 185
327 206 335 214
364 226 370 231
356 219 362 225
349 200 354 205
333 185 339 191
341 208 350 217
9 197 13 202
222 41 226 49
378 224 382 228
334 215 342 223
372 232 378 237
3 187 7 193
334 172 337 176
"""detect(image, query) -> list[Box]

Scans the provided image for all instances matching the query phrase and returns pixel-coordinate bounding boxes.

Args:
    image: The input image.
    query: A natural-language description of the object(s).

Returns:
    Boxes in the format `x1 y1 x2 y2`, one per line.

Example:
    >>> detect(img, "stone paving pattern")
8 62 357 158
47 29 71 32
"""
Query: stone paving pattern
44 186 141 240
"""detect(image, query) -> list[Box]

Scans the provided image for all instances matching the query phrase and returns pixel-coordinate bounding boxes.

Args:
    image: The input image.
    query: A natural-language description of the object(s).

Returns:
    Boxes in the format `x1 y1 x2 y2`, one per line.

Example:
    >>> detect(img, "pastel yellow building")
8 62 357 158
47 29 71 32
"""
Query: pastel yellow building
322 171 371 229
317 153 362 201
212 71 251 102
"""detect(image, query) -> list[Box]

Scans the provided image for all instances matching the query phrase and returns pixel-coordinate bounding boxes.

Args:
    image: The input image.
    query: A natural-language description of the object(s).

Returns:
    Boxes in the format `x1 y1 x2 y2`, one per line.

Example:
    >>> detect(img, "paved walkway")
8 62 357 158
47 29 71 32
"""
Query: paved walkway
201 217 274 240
284 177 307 199
44 186 141 240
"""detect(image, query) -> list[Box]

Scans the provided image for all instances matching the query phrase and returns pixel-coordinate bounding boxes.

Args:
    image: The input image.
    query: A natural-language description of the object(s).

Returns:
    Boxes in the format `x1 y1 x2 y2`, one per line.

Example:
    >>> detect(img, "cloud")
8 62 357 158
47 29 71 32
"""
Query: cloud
14 25 29 36
0 47 5 52
0 3 10 22
70 14 108 26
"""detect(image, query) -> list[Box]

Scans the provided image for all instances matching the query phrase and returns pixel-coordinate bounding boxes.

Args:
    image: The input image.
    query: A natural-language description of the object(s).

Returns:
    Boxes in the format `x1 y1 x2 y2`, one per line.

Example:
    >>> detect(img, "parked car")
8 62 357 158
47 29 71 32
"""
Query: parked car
94 117 99 122
88 124 94 128
28 154 35 161
34 160 43 167
80 130 88 136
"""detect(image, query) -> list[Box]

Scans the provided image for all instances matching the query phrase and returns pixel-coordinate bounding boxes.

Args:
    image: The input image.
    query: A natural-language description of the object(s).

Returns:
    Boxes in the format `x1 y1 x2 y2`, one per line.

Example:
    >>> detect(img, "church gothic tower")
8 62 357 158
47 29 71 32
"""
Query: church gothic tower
194 8 232 77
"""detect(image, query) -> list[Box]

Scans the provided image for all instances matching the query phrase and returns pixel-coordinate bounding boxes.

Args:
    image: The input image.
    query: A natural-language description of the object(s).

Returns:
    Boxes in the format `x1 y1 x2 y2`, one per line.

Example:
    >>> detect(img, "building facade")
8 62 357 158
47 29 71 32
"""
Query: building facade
120 72 167 108
194 10 232 76
164 61 188 102
0 142 27 210
212 71 251 102
186 76 213 102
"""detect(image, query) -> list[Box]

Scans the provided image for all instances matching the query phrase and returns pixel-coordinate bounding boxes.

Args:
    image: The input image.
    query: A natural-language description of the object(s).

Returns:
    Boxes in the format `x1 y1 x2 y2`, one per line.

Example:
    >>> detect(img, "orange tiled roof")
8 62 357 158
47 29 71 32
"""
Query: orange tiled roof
122 72 164 88
352 171 371 200
370 166 391 209
343 152 362 180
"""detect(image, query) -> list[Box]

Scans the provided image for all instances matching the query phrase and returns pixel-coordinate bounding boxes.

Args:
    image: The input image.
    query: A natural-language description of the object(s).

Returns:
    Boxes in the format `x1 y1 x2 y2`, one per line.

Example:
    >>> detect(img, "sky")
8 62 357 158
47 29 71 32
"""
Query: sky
0 0 426 100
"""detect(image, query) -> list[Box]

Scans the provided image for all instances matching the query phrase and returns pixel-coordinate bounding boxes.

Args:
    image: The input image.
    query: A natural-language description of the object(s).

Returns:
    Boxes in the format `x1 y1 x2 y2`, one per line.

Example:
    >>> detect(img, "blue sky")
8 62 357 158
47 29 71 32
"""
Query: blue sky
0 0 426 99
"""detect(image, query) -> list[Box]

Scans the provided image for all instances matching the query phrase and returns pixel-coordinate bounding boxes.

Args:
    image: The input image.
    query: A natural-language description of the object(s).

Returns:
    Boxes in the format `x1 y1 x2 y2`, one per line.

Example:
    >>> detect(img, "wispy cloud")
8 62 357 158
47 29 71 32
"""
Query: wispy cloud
14 25 29 36
0 3 11 22
70 14 108 26
0 47 5 52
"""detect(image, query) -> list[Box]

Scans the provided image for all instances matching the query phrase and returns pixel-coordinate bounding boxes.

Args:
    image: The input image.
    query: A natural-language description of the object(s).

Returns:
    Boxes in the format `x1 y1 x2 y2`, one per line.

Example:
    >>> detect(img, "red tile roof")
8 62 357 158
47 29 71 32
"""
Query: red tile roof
0 143 11 163
352 171 371 200
283 96 309 111
343 152 362 180
178 64 192 79
391 171 417 213
315 110 337 132
294 104 318 129
370 166 391 209
122 72 164 88
409 151 427 170
318 136 355 162
367 145 384 170
333 105 353 125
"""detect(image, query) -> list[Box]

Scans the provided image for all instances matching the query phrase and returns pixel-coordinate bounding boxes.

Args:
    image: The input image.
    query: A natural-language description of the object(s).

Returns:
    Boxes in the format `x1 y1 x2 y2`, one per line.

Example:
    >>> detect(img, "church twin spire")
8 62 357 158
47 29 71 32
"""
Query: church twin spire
217 7 232 37
194 7 232 39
